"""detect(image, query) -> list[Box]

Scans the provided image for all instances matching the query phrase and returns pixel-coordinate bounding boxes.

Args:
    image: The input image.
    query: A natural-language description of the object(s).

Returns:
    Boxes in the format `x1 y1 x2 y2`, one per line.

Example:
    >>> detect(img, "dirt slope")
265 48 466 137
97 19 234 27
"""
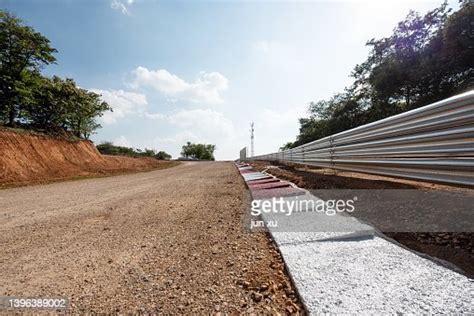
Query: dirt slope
0 129 176 186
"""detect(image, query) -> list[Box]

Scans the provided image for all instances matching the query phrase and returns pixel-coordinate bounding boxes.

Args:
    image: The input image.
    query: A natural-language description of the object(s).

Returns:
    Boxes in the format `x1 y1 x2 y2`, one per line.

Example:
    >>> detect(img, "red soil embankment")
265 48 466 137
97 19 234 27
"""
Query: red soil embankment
0 129 177 187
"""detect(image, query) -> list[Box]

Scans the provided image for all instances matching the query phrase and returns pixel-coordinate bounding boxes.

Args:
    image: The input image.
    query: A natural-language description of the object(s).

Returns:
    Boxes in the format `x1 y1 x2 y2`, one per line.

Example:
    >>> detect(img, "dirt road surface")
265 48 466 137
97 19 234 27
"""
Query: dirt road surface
0 162 302 313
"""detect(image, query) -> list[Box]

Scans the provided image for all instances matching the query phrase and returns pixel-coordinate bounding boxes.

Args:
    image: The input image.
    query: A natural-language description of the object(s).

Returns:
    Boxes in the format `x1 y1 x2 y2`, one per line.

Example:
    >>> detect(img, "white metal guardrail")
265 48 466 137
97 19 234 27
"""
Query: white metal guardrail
249 90 474 186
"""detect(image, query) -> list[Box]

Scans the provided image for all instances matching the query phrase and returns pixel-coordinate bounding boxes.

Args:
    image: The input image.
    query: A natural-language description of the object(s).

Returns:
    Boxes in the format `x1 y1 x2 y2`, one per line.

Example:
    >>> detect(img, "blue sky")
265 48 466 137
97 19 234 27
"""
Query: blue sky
2 0 455 159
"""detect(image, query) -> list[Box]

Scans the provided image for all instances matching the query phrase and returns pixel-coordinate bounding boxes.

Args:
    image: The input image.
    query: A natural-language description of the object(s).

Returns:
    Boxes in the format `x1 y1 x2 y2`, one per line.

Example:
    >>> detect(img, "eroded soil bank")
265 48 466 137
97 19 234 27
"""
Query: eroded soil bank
0 128 178 187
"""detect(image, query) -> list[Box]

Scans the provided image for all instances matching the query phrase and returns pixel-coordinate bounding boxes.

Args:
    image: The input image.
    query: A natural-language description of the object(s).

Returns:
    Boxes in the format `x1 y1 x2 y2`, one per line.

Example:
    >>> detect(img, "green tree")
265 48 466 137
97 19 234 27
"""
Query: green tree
0 10 57 125
352 2 472 113
25 76 110 138
0 10 110 140
279 142 295 151
155 151 172 160
66 84 111 139
181 142 216 160
285 2 473 150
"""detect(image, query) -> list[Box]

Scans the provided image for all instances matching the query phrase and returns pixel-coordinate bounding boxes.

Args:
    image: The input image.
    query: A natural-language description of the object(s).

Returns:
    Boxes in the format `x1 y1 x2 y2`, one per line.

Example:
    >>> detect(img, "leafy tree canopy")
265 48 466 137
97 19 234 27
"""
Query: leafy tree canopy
285 2 473 149
155 151 172 160
0 10 57 126
181 142 216 160
0 10 111 139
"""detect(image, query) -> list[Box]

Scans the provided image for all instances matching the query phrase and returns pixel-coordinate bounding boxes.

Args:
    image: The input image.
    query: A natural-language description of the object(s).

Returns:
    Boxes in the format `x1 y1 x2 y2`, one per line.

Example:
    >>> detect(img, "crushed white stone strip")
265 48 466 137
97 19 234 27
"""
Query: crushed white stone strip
279 237 473 314
238 167 474 314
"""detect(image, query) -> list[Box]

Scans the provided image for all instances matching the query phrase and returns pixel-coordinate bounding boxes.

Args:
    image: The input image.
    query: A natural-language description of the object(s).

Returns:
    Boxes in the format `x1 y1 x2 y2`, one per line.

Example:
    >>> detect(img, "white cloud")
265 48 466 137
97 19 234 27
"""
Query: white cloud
110 0 134 15
91 89 148 124
252 107 306 154
102 109 236 159
143 112 165 120
132 66 229 104
253 40 271 53
259 107 306 130
167 108 235 139
160 109 235 158
113 135 131 147
153 131 200 146
252 40 306 71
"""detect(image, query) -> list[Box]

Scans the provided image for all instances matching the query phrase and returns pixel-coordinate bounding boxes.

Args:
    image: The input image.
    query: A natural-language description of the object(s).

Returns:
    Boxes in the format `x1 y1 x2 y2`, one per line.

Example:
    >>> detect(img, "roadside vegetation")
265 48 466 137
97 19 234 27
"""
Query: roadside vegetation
0 10 110 139
97 142 172 160
282 1 472 149
180 142 216 160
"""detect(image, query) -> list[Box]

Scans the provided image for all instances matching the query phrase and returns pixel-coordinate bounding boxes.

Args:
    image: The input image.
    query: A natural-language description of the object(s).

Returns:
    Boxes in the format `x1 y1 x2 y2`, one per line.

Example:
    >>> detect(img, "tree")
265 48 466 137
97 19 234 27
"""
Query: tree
0 10 57 126
181 142 216 160
284 2 473 150
24 76 111 138
24 75 69 133
351 2 472 112
280 142 294 151
66 84 111 139
0 10 111 139
155 151 172 160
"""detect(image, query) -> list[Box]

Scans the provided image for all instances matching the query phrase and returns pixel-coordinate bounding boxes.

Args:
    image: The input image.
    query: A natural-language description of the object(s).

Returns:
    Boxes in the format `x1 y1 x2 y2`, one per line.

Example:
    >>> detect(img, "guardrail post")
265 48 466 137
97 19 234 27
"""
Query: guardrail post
303 147 307 171
329 137 336 175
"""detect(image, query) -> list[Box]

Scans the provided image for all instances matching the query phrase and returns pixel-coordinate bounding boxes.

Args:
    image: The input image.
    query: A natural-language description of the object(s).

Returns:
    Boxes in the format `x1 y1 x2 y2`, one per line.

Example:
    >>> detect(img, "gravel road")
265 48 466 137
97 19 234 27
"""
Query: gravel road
0 162 302 313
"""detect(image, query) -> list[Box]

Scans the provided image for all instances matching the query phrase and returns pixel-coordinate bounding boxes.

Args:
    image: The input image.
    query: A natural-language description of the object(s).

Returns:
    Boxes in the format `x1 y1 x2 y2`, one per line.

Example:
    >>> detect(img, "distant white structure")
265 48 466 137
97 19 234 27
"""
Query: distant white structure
250 122 254 158
239 147 247 160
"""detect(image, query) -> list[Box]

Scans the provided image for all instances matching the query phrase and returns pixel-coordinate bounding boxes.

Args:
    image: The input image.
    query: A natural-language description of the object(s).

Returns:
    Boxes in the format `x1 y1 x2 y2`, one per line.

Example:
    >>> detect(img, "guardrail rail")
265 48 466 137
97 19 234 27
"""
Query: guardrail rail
249 90 474 186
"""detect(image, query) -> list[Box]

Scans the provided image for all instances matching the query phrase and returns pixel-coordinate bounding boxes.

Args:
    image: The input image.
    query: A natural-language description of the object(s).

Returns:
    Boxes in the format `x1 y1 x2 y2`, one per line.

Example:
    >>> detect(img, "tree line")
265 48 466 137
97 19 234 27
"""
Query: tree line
97 141 217 160
0 10 110 139
282 1 472 150
97 142 172 160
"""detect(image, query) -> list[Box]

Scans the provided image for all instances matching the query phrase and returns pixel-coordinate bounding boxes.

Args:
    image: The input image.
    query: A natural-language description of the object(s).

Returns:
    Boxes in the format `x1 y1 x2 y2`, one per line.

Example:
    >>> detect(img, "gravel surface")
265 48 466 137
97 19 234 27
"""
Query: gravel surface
239 164 473 314
248 160 474 278
0 162 303 313
279 237 473 314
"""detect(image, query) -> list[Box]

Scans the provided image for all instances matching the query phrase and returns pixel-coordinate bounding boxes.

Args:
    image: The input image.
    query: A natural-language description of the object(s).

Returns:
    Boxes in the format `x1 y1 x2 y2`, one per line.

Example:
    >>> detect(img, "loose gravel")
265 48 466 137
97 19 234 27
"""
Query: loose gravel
0 162 303 313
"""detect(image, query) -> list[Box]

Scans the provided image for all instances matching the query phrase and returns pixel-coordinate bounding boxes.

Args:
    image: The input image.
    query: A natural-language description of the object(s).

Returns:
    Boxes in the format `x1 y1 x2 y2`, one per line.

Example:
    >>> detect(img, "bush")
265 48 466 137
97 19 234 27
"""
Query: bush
97 142 171 160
